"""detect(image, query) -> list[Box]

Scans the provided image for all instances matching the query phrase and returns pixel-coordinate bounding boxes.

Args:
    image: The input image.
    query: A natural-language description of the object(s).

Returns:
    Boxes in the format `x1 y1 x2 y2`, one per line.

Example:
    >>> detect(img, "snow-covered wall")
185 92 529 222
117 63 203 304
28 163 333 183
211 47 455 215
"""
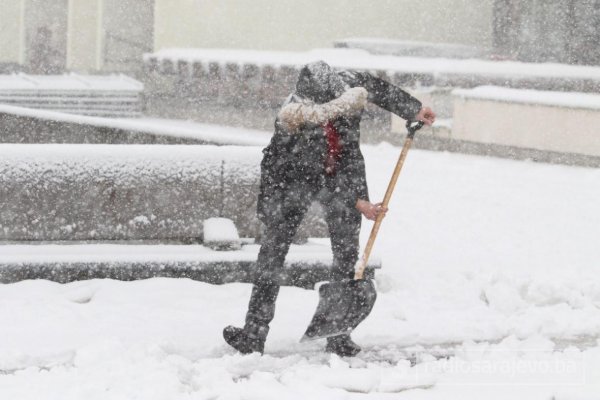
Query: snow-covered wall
144 48 600 94
0 108 202 144
0 144 300 241
0 73 144 118
142 48 600 138
452 86 600 158
0 144 327 241
0 104 273 145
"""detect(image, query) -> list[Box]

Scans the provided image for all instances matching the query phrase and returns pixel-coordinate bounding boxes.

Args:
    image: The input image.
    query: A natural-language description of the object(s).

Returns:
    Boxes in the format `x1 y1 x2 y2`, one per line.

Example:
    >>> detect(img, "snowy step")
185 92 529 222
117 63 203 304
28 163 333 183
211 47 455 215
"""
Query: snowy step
0 73 143 118
0 240 381 287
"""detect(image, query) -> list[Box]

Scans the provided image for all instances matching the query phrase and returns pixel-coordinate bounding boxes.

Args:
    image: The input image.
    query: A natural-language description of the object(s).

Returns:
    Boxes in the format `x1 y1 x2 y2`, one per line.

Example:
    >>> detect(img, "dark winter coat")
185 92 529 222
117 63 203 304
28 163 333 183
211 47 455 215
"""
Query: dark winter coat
257 62 422 223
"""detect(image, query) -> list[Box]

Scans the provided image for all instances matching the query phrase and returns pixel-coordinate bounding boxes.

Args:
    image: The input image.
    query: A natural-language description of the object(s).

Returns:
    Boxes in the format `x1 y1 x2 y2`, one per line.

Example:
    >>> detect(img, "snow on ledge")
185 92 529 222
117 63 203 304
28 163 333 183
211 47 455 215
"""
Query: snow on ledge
453 86 600 110
0 73 143 92
146 47 600 81
0 143 262 162
0 104 271 146
0 241 382 267
334 37 484 59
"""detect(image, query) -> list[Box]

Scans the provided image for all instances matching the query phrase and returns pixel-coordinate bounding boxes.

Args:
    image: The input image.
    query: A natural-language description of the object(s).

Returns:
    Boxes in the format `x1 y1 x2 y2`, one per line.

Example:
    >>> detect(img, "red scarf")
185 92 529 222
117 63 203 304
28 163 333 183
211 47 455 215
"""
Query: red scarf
323 121 342 175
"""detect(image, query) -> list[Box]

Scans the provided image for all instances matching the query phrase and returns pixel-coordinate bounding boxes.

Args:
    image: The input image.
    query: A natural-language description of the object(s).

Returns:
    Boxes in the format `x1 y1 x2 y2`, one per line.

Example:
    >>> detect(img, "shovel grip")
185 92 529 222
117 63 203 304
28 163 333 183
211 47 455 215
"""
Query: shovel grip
354 120 423 280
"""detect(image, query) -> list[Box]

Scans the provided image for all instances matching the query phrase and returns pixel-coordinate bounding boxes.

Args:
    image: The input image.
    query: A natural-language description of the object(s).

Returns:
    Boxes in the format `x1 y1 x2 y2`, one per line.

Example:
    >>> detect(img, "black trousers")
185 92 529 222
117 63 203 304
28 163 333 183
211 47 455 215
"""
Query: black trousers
243 179 362 340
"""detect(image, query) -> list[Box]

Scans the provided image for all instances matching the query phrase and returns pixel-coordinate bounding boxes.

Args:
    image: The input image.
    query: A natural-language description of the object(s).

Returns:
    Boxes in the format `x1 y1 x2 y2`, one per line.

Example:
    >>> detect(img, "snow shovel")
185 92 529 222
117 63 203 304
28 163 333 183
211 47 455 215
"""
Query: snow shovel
301 120 424 341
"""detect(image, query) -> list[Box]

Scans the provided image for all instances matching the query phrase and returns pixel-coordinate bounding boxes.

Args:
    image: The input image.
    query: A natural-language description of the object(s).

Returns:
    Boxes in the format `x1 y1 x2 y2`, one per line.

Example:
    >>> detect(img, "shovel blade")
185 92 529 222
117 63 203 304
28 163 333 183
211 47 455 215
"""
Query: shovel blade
301 279 377 342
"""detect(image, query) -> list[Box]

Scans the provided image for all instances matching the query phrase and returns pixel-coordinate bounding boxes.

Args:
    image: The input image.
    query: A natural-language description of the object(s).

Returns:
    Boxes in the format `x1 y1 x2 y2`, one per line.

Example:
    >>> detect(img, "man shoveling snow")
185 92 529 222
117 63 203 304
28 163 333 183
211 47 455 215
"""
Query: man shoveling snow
224 61 435 357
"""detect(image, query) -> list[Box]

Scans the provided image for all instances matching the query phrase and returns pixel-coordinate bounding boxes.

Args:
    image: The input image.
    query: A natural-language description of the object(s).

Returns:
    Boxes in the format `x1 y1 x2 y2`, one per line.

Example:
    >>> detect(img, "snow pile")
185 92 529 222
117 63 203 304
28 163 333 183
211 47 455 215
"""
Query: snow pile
0 144 599 398
203 218 241 250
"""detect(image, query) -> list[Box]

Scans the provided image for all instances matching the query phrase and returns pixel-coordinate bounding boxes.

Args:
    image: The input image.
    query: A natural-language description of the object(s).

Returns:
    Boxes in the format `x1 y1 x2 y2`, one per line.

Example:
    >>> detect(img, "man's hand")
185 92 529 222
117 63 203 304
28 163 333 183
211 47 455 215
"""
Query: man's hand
414 106 436 126
356 199 388 221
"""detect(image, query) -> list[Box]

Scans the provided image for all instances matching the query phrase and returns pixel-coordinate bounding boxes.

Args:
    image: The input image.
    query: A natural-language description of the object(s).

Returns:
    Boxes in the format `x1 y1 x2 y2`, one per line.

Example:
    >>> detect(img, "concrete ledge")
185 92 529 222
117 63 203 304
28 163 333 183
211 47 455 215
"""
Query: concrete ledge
413 135 600 168
0 241 380 289
390 117 600 168
0 111 203 144
0 105 272 145
452 86 600 157
0 74 144 118
334 38 485 59
144 48 600 98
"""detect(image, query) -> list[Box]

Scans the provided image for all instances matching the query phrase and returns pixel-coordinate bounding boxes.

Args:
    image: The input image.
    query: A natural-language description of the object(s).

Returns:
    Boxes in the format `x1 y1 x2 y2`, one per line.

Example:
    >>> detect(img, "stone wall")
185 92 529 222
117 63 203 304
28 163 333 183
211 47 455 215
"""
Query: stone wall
0 110 204 144
142 54 430 134
451 87 600 158
142 50 600 141
0 144 327 242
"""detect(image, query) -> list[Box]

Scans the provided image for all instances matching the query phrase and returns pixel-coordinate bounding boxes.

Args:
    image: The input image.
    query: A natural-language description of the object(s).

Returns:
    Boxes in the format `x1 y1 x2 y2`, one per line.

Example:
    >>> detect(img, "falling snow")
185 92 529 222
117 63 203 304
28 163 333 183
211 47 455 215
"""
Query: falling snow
1 1 599 399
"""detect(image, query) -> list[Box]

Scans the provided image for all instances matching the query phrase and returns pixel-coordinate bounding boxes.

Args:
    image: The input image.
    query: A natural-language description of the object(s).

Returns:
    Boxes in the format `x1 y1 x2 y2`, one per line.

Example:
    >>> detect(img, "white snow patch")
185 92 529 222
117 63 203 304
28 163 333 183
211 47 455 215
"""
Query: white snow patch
0 73 142 92
454 85 600 110
203 218 241 245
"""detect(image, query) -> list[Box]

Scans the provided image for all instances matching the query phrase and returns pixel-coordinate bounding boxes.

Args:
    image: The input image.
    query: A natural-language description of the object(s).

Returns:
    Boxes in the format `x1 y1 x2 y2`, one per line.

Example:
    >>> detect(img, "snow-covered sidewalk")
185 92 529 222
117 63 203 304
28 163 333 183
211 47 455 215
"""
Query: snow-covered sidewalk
0 144 599 399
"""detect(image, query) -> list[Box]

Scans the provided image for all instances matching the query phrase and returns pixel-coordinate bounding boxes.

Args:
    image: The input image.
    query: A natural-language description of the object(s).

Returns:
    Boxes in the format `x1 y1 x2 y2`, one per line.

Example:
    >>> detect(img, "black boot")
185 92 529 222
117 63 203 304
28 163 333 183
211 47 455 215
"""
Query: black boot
223 325 265 355
325 334 361 357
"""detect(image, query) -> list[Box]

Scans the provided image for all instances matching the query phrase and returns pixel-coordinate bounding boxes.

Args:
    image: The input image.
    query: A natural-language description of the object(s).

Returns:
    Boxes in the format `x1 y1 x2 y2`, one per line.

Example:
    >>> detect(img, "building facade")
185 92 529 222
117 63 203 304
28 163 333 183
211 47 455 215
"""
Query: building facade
1 0 600 75
493 0 600 65
153 0 495 52
0 0 153 74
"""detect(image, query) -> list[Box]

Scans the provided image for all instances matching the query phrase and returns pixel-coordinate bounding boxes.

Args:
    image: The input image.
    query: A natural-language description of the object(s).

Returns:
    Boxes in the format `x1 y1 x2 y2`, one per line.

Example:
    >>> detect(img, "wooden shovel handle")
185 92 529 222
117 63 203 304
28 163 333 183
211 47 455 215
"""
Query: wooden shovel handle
354 121 424 280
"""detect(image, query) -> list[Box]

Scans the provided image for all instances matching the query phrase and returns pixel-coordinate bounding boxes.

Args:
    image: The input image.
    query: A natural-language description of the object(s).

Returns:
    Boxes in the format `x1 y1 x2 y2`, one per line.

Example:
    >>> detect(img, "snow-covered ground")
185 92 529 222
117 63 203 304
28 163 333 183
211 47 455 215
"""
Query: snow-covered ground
1 144 599 399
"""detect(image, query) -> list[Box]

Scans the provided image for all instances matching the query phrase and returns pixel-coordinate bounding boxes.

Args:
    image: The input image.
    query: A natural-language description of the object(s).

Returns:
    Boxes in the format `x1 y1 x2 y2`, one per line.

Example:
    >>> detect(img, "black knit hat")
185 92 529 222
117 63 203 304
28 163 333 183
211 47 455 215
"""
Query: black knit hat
295 61 346 104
